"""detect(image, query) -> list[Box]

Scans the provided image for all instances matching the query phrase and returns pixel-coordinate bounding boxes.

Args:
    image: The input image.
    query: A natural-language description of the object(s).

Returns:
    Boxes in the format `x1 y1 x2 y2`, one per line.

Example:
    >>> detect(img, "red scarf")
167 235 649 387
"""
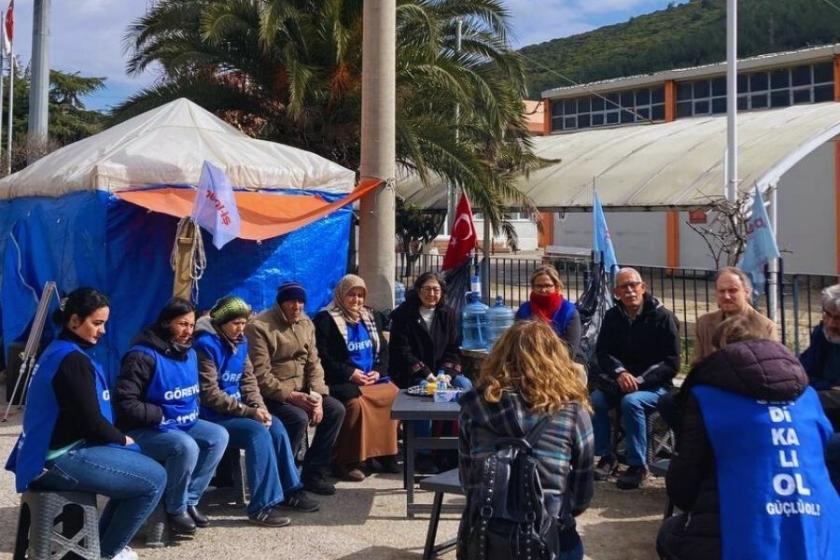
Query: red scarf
529 291 562 322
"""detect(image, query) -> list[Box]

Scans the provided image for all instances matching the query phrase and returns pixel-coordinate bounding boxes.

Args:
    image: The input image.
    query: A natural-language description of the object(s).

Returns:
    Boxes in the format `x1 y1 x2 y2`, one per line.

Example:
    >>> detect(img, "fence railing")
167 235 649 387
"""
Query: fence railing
395 252 837 364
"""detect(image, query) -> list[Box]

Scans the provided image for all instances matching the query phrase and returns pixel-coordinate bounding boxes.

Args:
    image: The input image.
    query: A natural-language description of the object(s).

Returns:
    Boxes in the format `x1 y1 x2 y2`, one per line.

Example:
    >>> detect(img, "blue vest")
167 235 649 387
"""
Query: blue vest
516 299 576 336
5 340 113 492
130 345 199 432
346 322 374 373
693 385 840 560
193 331 247 422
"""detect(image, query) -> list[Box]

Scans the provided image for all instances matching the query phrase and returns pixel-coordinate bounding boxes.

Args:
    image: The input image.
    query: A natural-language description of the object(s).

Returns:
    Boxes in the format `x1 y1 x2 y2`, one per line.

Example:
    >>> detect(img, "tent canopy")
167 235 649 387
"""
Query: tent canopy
398 103 840 211
0 97 356 197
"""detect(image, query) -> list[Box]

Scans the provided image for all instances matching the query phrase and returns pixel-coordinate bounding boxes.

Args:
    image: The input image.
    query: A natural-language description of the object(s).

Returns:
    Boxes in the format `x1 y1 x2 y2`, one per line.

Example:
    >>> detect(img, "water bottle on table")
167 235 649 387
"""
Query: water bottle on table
462 291 489 350
487 295 514 348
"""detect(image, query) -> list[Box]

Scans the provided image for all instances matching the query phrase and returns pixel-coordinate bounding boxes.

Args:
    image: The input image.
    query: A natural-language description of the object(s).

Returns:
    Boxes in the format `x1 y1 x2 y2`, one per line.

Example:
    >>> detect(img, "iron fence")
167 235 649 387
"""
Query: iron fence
395 252 837 364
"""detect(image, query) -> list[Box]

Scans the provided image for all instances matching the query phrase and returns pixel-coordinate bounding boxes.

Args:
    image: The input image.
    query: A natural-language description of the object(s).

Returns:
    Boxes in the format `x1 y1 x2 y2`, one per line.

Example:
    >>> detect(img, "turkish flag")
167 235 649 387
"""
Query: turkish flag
442 193 477 271
3 0 12 55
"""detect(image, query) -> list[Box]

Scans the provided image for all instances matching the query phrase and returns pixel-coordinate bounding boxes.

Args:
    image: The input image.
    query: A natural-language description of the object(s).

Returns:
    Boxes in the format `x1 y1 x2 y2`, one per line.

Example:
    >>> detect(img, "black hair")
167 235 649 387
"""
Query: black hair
156 297 196 327
413 271 446 295
52 287 110 327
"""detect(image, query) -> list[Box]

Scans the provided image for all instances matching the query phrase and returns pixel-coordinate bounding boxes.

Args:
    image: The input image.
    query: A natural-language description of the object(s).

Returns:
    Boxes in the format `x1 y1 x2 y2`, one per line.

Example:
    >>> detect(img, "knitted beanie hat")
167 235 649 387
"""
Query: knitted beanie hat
209 296 251 325
276 282 307 305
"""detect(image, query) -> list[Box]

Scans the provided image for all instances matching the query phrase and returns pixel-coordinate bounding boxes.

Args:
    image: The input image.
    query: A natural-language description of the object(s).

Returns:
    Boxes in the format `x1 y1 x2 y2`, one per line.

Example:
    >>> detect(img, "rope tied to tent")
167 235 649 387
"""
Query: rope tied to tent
171 217 206 301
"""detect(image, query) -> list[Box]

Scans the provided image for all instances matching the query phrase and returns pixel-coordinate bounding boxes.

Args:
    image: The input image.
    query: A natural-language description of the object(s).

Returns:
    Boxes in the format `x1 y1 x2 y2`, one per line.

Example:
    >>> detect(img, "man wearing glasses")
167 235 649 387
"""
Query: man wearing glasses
800 284 840 432
592 268 680 490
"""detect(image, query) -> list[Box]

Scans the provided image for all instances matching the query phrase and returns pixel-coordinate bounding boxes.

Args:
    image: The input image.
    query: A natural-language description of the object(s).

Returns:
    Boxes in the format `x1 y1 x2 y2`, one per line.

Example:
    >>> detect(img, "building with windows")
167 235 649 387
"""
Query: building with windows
537 44 840 275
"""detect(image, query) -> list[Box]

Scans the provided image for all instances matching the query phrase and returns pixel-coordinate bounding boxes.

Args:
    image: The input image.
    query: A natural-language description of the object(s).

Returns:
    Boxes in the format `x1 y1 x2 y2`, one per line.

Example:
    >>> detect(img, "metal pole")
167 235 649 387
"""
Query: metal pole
0 11 6 160
725 0 738 202
445 18 463 236
357 0 396 311
27 0 50 164
482 216 491 304
768 184 779 323
6 48 12 174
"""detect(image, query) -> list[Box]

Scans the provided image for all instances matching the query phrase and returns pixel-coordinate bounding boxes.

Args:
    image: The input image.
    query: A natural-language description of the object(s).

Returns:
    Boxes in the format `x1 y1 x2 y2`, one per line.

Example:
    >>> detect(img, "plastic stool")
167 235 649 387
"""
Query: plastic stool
13 490 100 560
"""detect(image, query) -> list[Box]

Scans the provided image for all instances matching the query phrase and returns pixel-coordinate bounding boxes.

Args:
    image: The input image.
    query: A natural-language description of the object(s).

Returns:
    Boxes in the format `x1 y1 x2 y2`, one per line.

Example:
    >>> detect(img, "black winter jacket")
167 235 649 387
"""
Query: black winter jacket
661 339 808 560
114 326 193 432
388 290 461 388
313 309 390 402
595 294 680 391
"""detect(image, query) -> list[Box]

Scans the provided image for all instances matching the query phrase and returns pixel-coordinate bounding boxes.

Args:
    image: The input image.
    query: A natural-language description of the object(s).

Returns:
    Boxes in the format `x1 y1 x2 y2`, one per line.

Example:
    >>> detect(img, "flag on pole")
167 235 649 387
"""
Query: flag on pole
738 186 780 295
2 1 12 56
593 192 618 274
442 192 477 271
191 161 241 250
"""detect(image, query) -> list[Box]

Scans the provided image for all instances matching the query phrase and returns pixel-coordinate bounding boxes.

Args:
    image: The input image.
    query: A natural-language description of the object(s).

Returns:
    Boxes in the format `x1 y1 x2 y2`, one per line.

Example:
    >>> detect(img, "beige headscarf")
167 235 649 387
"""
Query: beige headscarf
326 274 381 355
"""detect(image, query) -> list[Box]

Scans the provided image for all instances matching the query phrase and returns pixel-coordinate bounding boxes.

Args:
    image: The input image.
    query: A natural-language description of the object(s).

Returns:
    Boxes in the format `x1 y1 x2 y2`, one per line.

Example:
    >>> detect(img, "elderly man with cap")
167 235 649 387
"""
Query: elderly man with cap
194 296 319 527
246 282 346 496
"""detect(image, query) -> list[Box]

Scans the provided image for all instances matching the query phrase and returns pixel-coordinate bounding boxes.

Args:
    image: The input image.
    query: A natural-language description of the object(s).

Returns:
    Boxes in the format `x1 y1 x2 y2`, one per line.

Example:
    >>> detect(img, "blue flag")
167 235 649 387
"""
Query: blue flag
738 186 780 295
192 161 241 250
593 192 618 274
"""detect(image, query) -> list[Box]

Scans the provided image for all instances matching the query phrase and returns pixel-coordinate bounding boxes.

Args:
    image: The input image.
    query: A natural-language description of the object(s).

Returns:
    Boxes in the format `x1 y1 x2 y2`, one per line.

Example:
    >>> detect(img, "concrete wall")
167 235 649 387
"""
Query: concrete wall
473 218 539 251
551 142 838 275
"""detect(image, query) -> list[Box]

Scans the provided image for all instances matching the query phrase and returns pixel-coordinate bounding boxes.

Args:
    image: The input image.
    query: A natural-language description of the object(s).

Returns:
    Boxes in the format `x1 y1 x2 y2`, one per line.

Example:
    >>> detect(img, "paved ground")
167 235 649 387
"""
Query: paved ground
0 403 667 560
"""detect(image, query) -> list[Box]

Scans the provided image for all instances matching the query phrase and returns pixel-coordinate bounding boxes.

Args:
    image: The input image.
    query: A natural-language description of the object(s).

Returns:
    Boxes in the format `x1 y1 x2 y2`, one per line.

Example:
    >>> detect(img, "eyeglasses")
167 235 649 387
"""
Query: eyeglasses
533 283 555 290
617 281 642 291
420 286 441 294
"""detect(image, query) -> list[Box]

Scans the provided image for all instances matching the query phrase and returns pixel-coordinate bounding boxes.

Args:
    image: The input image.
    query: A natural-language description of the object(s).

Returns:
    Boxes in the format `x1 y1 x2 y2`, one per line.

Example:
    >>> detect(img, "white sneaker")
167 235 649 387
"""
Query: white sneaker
107 547 139 560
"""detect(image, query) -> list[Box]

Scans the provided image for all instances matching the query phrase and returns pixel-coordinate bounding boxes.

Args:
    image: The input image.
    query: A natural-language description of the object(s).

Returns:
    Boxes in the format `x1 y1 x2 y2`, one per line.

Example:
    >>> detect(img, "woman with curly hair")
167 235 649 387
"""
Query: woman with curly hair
458 320 594 560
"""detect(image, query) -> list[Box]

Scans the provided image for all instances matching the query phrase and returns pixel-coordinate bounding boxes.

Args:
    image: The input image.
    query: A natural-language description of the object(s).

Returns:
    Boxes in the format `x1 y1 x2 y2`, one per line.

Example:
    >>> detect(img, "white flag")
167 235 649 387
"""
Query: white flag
191 161 241 250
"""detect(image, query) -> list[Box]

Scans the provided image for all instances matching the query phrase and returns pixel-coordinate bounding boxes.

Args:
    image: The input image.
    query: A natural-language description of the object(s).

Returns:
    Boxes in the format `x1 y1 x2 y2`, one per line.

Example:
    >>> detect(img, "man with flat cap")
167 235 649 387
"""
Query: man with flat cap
246 282 346 496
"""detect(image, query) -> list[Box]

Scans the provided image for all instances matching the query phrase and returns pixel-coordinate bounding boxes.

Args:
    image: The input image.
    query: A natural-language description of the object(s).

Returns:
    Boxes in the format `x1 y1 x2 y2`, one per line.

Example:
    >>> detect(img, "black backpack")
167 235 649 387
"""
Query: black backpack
457 416 559 560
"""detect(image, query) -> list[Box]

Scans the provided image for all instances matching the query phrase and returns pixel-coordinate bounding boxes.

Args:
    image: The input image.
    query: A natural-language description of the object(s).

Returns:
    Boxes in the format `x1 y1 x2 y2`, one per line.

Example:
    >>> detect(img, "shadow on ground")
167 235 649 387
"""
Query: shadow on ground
334 545 423 559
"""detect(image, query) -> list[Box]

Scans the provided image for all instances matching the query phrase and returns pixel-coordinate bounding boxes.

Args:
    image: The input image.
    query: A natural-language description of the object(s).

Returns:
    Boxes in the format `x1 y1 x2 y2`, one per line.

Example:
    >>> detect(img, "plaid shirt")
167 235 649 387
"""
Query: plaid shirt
458 388 594 519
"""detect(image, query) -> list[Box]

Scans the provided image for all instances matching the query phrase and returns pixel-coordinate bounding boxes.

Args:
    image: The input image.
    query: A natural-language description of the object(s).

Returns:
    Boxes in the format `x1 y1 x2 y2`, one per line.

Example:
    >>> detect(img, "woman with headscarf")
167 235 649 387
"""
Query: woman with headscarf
115 298 229 537
314 274 399 481
194 295 319 528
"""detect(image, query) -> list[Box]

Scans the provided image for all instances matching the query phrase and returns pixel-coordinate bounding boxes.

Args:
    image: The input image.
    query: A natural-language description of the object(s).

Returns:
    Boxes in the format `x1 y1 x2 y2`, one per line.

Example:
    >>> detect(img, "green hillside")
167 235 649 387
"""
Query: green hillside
521 0 840 97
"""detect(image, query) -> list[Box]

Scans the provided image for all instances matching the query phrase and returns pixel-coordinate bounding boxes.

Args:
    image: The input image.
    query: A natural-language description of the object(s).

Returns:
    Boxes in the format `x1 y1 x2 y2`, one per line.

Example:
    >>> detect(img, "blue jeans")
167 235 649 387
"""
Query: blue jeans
30 445 166 559
130 419 229 515
451 374 473 391
827 433 840 494
215 415 302 515
591 387 667 467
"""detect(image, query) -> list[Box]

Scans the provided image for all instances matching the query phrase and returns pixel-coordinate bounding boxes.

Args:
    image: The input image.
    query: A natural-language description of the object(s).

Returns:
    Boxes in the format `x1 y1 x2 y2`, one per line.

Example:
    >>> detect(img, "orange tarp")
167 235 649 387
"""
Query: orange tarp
115 179 382 241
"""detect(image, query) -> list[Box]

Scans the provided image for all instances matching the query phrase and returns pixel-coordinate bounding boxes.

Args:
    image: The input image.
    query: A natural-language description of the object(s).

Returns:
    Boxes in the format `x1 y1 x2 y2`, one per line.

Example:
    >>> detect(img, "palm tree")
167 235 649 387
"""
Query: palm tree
118 0 541 229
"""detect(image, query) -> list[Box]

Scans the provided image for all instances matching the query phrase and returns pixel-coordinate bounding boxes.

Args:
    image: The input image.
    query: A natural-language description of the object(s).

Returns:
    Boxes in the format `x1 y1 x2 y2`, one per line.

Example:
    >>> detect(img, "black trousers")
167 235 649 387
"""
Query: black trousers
266 395 346 479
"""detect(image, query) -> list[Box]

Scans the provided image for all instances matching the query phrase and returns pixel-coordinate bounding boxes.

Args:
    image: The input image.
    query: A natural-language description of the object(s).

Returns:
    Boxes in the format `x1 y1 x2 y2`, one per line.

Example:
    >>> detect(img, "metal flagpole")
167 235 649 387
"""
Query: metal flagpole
768 184 780 323
725 0 738 202
0 11 5 160
5 39 11 175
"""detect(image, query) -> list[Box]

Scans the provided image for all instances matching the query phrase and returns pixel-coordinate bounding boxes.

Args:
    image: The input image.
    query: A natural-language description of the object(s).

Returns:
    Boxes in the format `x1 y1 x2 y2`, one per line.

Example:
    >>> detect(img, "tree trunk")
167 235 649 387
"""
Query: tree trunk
358 0 396 311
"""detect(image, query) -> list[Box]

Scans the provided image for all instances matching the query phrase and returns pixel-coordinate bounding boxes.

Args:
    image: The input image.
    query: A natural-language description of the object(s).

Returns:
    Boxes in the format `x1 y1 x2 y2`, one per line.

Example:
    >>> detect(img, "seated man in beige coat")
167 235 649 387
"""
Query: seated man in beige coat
246 282 346 496
658 266 777 431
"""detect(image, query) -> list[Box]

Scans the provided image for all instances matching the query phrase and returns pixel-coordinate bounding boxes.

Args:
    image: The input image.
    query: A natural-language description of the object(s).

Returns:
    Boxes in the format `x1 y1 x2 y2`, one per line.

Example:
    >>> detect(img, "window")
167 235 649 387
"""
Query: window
549 85 666 132
672 61 834 117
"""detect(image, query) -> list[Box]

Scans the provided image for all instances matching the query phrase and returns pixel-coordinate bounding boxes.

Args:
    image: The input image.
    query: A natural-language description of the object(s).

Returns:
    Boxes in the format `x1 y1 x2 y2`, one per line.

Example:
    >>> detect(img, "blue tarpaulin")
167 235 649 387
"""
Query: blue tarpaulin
0 190 351 381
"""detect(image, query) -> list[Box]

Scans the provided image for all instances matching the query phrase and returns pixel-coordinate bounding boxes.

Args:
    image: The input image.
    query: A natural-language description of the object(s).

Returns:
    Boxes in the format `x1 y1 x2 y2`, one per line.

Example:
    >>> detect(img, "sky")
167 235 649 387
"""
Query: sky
7 0 687 112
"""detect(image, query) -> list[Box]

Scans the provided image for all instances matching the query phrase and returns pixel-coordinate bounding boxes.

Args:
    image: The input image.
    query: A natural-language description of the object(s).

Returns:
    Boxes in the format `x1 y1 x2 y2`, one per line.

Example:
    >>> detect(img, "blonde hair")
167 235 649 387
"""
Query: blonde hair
477 320 591 414
530 265 565 292
712 313 768 350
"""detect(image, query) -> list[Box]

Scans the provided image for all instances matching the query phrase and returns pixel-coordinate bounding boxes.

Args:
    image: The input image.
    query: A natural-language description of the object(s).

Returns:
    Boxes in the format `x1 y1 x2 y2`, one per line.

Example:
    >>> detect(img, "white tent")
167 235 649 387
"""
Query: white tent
398 102 840 210
0 98 355 199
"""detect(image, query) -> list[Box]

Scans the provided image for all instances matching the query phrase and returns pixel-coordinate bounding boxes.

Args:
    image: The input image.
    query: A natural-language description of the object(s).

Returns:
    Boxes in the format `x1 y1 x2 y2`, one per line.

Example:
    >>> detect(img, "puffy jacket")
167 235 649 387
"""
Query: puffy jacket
662 339 809 560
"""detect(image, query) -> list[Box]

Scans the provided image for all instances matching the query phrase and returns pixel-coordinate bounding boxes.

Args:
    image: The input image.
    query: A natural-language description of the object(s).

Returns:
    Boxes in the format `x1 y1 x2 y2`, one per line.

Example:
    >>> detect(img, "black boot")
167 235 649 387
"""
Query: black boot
167 511 197 535
187 505 210 528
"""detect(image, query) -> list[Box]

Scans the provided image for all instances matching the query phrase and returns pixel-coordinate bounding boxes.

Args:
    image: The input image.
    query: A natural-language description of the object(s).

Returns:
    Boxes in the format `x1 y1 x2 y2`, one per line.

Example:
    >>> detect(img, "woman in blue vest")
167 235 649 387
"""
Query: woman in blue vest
657 314 840 560
515 265 581 358
194 295 319 527
314 274 399 481
5 288 166 560
114 298 229 536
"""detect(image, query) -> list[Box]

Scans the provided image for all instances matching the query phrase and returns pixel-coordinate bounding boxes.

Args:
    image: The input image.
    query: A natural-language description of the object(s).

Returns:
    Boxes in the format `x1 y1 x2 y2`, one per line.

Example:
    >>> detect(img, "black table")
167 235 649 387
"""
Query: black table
390 390 461 518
